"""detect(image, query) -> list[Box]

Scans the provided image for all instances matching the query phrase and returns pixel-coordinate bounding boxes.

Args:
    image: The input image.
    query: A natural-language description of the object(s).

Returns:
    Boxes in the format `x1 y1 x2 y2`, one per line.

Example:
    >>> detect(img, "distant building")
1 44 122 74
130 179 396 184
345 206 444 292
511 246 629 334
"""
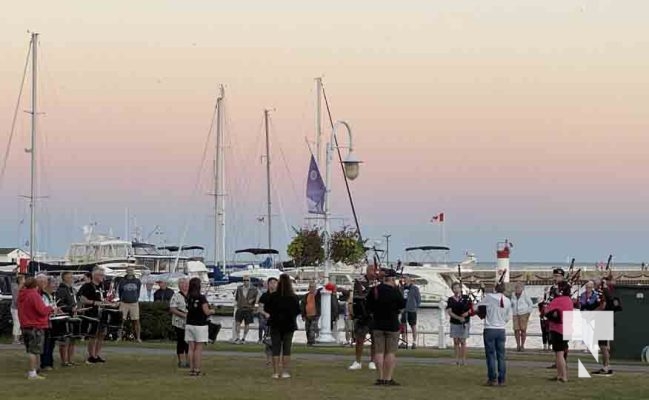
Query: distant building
0 248 30 264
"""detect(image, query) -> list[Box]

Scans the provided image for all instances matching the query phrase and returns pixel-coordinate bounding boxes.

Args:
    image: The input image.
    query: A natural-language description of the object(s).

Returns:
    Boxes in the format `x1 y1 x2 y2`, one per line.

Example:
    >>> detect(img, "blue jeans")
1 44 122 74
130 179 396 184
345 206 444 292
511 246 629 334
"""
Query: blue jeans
483 328 506 384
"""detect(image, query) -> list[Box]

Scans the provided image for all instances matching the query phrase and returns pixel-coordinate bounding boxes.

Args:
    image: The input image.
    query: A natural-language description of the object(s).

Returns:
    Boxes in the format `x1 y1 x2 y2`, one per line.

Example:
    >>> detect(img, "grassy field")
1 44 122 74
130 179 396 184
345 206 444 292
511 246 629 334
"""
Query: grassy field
2 349 648 400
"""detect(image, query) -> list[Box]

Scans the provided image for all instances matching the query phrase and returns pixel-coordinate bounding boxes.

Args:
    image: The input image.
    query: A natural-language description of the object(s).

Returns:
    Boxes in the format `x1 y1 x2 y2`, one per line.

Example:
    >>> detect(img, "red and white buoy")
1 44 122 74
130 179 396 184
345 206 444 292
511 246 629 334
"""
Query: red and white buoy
496 240 512 283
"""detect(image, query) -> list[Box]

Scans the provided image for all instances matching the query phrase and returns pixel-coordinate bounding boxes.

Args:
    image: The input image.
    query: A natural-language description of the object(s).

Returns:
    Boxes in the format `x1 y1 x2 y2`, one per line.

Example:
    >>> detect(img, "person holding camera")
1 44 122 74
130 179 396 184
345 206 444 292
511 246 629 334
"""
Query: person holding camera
366 269 406 386
477 282 511 387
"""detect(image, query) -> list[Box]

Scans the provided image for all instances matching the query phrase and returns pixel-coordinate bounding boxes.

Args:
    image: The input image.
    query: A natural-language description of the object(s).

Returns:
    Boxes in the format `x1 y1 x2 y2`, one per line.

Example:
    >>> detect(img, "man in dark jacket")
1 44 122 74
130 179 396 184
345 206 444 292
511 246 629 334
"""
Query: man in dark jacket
153 280 175 302
366 269 406 386
56 272 78 366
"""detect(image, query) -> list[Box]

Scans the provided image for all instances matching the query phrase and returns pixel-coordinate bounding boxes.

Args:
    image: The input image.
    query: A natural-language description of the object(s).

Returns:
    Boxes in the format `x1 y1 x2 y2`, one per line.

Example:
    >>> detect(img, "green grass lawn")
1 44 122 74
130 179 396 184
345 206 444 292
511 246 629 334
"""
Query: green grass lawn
2 349 648 400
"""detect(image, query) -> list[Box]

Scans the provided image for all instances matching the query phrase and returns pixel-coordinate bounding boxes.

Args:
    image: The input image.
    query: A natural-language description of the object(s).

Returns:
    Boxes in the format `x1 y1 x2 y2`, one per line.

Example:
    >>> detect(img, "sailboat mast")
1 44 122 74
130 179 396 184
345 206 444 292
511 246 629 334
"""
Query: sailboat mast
30 32 38 264
264 109 272 249
215 85 225 273
314 77 322 167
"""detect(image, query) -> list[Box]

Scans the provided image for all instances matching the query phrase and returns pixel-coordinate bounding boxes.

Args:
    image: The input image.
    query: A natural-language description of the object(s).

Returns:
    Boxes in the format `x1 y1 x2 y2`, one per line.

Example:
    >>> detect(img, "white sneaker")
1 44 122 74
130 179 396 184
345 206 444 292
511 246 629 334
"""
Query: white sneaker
348 361 362 370
368 362 377 370
271 373 280 379
281 372 291 379
27 374 45 380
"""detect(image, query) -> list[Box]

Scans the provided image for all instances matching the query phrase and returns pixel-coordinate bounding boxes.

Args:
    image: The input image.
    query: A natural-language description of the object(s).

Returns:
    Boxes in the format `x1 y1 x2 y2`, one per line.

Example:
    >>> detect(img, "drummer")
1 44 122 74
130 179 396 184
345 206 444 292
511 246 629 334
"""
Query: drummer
56 272 78 366
78 267 108 364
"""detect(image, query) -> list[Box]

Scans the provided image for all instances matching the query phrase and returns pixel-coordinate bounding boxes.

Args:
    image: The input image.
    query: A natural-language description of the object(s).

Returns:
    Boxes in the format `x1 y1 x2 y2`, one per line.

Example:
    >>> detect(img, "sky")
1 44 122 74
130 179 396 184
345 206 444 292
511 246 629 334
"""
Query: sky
1 0 648 264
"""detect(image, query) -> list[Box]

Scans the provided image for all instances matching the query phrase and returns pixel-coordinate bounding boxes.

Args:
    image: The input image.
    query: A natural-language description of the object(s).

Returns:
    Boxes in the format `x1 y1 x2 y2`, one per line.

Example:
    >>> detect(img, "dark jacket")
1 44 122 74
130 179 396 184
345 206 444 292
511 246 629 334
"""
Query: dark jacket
154 287 175 303
366 283 406 332
266 292 301 333
56 283 77 314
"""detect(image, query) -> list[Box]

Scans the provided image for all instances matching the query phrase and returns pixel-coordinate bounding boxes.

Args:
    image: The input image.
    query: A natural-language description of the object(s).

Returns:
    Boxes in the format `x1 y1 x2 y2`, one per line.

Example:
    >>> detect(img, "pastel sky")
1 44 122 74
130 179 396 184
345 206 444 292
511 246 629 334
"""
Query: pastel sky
1 1 648 263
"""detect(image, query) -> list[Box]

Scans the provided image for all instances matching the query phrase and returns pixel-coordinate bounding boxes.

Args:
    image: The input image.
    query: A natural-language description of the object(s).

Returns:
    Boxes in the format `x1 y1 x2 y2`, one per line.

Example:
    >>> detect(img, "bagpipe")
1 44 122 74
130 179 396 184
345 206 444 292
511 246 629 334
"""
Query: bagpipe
475 268 508 320
596 255 622 312
456 264 478 317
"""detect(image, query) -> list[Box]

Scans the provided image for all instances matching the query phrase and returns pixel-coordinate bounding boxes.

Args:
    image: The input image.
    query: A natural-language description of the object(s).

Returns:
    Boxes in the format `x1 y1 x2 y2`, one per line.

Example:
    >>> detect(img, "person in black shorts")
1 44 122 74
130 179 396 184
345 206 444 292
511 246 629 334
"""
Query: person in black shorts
348 265 378 371
265 274 300 379
399 276 420 349
593 277 618 376
258 277 278 366
233 275 259 344
78 267 107 364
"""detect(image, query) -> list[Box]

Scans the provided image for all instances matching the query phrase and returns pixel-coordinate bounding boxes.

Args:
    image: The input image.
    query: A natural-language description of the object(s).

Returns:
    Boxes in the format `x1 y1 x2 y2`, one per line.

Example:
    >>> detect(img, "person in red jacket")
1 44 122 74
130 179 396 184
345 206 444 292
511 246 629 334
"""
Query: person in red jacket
18 276 57 380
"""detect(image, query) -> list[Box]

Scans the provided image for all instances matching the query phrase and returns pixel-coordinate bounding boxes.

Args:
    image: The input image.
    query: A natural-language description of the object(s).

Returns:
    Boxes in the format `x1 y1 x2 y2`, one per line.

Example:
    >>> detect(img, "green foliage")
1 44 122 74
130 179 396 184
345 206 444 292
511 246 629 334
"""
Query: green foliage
328 226 365 265
137 302 175 340
287 226 325 267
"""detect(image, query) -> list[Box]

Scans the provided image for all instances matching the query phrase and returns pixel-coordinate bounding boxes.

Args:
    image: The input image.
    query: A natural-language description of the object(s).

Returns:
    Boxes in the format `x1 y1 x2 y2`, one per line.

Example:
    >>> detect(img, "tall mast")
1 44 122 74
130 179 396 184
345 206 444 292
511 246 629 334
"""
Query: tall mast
264 109 272 250
29 32 38 264
214 85 226 273
315 77 322 167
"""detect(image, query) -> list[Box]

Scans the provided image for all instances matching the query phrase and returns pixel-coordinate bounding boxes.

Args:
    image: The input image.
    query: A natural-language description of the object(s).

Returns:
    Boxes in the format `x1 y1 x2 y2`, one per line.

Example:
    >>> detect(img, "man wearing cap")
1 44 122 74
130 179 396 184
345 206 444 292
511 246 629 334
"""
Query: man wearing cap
118 267 142 342
365 269 406 386
545 268 568 368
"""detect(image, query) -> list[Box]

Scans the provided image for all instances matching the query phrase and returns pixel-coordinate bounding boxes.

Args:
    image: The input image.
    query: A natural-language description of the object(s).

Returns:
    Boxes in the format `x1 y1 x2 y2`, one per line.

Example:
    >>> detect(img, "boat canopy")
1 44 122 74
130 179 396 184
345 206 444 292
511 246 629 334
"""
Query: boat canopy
158 245 205 252
405 246 450 252
234 248 279 255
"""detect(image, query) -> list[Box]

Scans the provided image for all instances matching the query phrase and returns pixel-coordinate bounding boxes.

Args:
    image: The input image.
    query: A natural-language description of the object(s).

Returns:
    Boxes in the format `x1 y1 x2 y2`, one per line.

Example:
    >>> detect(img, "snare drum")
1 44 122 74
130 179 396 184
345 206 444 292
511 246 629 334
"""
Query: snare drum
67 317 83 339
101 308 123 329
50 315 71 340
79 315 100 336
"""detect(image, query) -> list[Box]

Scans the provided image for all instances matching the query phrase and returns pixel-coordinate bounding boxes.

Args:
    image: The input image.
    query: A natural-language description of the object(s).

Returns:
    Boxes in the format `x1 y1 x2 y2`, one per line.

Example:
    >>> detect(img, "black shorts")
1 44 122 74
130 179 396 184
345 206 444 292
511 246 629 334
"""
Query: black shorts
400 312 417 326
598 340 610 347
353 320 371 340
235 309 254 324
550 331 568 352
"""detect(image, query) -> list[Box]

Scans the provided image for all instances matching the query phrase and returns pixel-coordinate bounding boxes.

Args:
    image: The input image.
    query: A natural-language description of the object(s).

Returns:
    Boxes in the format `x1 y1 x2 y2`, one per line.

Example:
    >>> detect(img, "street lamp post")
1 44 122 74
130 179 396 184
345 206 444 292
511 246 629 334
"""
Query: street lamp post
383 234 391 265
318 120 361 344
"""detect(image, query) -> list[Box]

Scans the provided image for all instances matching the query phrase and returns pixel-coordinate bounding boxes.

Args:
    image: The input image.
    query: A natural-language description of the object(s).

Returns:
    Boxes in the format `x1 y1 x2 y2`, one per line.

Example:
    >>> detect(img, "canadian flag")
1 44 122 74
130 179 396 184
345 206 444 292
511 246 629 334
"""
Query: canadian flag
430 213 444 223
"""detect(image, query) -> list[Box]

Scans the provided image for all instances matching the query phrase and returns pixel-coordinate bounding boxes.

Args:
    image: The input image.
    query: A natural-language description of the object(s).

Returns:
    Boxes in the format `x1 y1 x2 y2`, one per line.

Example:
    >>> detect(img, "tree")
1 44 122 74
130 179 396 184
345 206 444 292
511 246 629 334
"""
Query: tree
328 226 365 265
287 226 324 267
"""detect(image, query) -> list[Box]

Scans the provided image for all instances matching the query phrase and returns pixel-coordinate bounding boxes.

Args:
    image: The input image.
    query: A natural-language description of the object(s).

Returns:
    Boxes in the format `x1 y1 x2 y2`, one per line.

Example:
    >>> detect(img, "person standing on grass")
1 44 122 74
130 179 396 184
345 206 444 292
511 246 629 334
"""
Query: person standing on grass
400 276 421 349
301 282 319 346
185 277 215 376
446 282 472 366
78 267 108 364
18 276 57 380
233 275 258 344
170 277 189 368
38 275 57 371
258 277 278 366
348 265 378 371
544 281 573 382
478 282 511 387
511 282 533 352
11 274 25 345
593 277 618 376
365 269 406 386
265 273 301 379
118 267 142 342
56 272 78 366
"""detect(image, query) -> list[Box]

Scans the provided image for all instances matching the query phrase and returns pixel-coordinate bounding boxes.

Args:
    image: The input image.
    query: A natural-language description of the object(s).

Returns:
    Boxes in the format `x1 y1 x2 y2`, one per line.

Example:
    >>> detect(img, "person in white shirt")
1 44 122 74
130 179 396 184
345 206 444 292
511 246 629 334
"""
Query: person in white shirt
478 283 511 387
510 282 534 352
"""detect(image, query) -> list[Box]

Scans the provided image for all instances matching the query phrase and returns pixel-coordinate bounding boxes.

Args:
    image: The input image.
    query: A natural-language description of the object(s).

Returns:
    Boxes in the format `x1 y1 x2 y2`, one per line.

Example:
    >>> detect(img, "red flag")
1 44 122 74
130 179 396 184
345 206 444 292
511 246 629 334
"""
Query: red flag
431 212 445 223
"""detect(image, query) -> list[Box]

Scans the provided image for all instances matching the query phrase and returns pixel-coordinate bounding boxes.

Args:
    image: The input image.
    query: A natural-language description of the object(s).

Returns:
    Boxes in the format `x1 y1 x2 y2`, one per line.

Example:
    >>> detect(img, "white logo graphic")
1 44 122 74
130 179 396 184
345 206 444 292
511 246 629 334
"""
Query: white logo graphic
563 311 614 378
